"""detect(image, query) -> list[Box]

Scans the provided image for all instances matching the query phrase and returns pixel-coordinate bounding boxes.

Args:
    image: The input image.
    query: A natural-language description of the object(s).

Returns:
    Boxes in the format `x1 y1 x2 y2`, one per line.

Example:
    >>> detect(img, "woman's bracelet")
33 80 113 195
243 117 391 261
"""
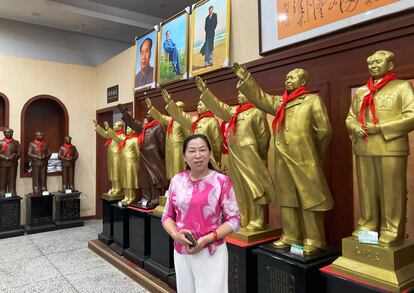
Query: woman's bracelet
212 230 218 243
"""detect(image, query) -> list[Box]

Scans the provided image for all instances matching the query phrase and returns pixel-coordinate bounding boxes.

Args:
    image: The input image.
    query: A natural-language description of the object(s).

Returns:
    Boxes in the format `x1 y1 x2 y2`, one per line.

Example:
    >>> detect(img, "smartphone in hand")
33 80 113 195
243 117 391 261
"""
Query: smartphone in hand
184 232 197 248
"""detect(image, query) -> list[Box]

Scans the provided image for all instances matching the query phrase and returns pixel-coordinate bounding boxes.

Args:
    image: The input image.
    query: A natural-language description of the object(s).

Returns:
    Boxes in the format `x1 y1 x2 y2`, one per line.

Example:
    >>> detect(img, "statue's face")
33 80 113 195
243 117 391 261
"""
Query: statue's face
126 127 134 135
237 91 248 104
197 100 208 114
35 132 44 141
64 137 72 144
3 129 13 139
285 70 305 92
113 121 123 131
367 53 393 79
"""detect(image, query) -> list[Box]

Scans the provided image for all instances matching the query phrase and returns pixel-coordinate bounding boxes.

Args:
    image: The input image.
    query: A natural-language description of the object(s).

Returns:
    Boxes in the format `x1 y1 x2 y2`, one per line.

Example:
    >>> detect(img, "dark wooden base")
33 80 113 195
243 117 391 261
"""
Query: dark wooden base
0 227 25 239
124 248 148 268
109 203 129 256
98 232 112 245
144 259 175 284
24 223 56 234
320 266 391 293
254 243 340 293
54 219 84 229
98 196 121 246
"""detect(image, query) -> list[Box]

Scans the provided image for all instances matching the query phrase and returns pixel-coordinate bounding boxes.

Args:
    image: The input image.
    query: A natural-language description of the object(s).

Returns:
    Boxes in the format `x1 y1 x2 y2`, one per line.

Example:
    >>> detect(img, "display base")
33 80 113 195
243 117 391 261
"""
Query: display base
144 213 175 284
152 196 166 218
54 219 84 229
321 266 392 293
226 235 278 293
24 223 56 234
98 195 121 246
124 206 152 268
25 193 55 234
54 191 82 230
228 225 281 244
254 243 340 293
0 196 24 239
328 237 414 292
98 232 112 245
109 203 129 256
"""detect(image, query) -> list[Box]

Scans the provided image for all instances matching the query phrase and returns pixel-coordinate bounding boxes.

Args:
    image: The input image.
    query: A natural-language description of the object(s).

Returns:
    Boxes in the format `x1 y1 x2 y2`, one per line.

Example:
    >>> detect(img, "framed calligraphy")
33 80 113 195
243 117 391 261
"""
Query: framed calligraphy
259 0 413 54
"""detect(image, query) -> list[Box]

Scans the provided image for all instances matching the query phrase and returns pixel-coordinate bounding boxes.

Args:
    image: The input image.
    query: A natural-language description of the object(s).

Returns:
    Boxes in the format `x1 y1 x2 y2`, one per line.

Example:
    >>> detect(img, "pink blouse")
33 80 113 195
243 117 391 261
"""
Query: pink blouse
162 170 240 255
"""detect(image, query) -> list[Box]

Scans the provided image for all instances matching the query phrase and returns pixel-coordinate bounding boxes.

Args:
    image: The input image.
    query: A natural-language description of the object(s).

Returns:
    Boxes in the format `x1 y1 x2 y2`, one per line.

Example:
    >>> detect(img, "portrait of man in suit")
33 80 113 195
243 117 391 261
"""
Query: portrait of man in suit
135 37 154 88
200 5 217 67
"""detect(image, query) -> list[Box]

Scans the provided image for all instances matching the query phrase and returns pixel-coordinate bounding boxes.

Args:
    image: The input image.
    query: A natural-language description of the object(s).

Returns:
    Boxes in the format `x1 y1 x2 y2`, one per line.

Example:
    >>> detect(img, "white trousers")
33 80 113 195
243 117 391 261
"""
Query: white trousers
174 243 228 293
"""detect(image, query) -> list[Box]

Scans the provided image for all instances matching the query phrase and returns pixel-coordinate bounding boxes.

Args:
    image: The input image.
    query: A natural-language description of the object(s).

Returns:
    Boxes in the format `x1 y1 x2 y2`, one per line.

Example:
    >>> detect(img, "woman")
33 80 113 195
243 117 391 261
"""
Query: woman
162 134 240 293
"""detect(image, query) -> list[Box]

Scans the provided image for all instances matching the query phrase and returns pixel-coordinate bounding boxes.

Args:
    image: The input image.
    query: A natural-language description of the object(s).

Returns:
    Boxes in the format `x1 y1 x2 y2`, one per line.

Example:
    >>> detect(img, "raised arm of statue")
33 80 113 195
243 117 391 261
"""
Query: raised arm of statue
148 105 171 126
165 100 193 130
237 74 278 115
120 110 143 134
312 95 332 158
107 128 123 144
199 89 233 122
94 120 109 139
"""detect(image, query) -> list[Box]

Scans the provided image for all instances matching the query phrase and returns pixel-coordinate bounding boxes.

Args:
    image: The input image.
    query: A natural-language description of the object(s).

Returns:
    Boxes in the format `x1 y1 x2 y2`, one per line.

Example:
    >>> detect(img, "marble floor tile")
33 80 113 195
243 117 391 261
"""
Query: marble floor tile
3 276 77 293
65 265 150 293
30 234 88 255
0 235 42 263
46 248 109 275
0 255 61 290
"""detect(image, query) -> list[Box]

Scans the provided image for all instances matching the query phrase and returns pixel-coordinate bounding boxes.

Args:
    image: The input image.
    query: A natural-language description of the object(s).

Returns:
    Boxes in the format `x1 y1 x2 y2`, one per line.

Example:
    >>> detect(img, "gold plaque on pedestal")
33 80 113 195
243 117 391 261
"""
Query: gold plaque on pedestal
153 196 167 218
227 226 281 244
102 193 124 201
330 237 414 292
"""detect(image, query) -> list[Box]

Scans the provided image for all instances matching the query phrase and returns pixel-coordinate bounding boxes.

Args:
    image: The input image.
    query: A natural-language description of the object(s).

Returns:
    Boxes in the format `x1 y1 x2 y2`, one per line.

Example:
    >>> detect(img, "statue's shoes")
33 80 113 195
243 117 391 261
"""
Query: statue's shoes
245 223 264 232
379 234 403 247
303 245 321 255
272 239 290 249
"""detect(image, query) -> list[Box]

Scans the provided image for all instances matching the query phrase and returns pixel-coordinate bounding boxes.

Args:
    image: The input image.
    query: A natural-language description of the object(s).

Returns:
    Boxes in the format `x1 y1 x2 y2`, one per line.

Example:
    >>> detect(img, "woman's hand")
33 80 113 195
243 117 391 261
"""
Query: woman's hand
188 234 211 255
172 229 193 248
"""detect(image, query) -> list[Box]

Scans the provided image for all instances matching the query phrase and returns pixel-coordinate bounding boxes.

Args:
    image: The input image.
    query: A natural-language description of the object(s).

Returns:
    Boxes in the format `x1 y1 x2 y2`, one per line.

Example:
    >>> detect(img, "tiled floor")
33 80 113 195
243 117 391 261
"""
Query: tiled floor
0 220 150 293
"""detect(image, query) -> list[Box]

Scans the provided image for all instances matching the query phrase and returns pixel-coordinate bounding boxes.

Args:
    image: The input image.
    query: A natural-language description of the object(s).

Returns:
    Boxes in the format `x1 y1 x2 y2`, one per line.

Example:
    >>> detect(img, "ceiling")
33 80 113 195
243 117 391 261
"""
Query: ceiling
0 0 195 44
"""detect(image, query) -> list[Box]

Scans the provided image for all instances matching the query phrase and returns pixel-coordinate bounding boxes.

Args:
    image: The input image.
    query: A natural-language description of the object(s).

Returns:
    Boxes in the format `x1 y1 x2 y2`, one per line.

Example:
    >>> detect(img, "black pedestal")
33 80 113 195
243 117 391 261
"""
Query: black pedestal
254 243 340 293
144 214 175 284
0 196 25 239
320 267 391 293
124 207 152 268
227 238 276 293
54 192 83 229
109 203 129 255
24 193 56 234
98 197 119 245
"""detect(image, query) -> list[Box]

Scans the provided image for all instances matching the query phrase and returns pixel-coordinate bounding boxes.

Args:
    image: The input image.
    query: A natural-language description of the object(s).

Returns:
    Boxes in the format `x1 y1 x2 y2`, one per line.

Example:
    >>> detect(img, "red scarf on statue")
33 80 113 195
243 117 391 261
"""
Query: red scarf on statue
167 117 174 137
1 138 14 153
220 121 229 154
33 139 44 156
138 120 159 147
63 143 72 159
191 111 214 134
225 102 254 143
105 129 124 146
273 86 309 134
118 132 139 153
358 72 397 128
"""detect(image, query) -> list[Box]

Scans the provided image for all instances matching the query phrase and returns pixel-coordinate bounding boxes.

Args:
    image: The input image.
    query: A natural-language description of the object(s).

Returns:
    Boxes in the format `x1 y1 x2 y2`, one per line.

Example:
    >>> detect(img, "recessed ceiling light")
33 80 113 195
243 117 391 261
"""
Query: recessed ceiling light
32 12 42 17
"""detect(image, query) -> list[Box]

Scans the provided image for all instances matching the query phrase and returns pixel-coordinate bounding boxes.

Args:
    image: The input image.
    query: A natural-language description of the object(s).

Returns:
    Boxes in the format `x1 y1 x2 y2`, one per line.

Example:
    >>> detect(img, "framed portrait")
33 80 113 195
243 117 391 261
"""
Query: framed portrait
135 29 158 91
259 0 413 55
157 9 190 85
190 0 231 76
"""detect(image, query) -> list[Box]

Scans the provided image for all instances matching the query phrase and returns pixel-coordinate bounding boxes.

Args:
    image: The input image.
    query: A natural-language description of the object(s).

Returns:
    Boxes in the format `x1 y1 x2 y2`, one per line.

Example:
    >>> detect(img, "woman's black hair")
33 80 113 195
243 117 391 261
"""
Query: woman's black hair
183 134 216 171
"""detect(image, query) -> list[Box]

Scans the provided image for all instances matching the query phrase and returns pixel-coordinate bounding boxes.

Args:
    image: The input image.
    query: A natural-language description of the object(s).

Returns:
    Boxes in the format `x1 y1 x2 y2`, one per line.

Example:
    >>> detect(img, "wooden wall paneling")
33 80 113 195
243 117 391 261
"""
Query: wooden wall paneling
135 9 414 247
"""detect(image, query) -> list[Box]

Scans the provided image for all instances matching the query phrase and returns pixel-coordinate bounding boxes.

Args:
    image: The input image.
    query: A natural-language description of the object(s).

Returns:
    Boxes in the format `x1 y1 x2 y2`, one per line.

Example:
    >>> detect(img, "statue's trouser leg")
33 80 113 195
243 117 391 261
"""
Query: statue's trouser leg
32 166 40 193
301 210 326 249
0 167 6 195
280 206 303 245
10 165 17 194
238 203 249 227
122 189 136 204
41 165 47 191
112 181 122 194
379 156 407 239
68 165 75 190
247 204 266 230
62 166 68 190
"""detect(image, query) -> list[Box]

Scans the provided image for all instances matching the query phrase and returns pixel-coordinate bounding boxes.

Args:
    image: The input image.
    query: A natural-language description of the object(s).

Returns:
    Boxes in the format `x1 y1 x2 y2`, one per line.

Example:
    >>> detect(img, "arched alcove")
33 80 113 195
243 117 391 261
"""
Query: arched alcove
0 92 10 130
20 95 69 177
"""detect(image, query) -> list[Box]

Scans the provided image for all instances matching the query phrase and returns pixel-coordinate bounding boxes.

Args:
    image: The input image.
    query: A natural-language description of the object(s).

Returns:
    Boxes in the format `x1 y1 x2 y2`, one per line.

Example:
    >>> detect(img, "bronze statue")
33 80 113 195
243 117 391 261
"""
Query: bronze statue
94 120 124 196
0 128 21 196
345 50 414 247
27 131 52 194
58 136 79 192
161 89 223 170
195 76 274 232
145 98 189 179
235 63 333 254
118 106 168 209
106 123 140 205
